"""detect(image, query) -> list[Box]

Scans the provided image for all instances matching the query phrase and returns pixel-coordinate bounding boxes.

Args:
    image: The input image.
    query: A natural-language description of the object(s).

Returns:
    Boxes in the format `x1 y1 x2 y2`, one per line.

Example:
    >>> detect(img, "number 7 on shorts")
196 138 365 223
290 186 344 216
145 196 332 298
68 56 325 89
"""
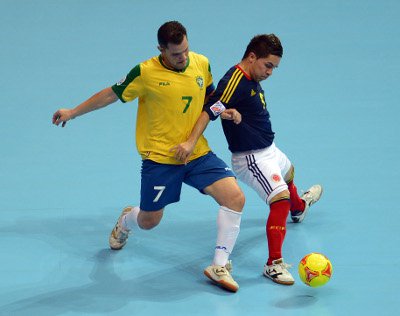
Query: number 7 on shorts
153 186 166 202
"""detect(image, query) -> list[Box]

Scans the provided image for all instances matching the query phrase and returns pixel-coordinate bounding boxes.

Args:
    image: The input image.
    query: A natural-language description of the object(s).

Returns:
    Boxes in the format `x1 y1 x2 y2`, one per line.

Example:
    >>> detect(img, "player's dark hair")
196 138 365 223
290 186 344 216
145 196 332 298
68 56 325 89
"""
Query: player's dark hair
242 34 283 59
157 21 187 48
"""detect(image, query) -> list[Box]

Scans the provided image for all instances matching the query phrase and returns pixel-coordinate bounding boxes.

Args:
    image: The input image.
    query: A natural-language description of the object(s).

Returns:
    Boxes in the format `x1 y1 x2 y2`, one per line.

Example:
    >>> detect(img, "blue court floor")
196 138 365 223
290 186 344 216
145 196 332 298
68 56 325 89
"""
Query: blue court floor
1 1 399 315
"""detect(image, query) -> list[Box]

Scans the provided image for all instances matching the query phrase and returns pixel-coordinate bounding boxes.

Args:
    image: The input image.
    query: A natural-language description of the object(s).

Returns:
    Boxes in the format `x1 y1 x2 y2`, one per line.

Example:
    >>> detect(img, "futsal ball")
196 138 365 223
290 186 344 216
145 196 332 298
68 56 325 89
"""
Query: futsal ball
298 253 333 287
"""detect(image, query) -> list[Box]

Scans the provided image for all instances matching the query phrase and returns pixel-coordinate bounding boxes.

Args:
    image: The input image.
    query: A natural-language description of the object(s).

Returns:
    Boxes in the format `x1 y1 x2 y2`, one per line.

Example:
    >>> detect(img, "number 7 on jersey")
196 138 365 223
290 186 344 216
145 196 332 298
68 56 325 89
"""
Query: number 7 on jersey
182 96 192 113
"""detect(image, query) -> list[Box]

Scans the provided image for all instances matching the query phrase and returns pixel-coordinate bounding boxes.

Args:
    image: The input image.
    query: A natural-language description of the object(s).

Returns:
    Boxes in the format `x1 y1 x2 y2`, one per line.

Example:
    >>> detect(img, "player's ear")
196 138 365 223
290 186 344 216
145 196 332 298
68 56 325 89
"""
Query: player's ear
158 45 165 53
249 52 257 63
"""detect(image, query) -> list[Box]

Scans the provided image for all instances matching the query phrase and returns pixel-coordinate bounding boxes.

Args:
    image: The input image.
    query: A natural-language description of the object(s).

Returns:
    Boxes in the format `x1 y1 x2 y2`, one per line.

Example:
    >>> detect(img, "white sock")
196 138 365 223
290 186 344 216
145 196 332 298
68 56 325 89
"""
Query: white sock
120 206 140 230
213 206 242 266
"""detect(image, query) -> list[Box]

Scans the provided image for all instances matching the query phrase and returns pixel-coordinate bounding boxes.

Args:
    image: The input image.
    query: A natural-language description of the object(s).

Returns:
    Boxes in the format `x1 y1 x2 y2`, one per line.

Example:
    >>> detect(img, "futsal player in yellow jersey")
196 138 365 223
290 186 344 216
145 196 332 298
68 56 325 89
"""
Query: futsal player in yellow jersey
52 21 244 292
111 51 213 164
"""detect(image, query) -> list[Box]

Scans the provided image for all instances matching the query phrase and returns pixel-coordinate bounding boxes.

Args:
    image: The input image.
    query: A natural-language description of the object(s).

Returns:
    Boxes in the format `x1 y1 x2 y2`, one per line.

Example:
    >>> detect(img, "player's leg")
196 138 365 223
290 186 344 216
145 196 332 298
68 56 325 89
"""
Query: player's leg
109 160 184 250
283 164 323 223
231 144 294 285
203 177 244 292
264 191 294 285
204 176 244 266
109 206 164 250
184 152 244 292
284 165 306 212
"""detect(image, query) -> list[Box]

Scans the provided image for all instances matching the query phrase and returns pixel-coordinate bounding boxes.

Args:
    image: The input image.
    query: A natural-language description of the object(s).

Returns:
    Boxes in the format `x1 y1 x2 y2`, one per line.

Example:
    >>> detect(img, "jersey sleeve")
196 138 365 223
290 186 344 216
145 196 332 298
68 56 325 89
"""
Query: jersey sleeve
205 62 215 96
203 69 232 121
203 67 243 120
111 64 144 103
206 82 215 96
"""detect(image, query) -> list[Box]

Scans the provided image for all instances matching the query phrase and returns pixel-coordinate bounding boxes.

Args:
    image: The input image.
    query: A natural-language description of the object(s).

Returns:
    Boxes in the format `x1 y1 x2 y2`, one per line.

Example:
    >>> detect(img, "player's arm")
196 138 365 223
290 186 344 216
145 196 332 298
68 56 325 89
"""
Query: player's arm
52 87 118 127
172 106 241 163
171 111 211 164
185 105 244 146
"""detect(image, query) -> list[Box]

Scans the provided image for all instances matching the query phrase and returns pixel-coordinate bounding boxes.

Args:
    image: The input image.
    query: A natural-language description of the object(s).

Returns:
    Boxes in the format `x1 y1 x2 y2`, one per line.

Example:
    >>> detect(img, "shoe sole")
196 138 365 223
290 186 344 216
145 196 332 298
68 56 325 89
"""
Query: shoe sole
109 243 124 250
263 272 295 286
291 205 309 223
204 270 239 292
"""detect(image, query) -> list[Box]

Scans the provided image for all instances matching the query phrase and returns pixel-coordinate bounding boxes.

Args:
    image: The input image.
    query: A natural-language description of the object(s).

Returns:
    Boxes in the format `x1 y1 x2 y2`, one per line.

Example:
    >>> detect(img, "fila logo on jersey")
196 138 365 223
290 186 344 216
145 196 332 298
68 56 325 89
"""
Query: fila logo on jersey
159 81 171 86
251 89 256 96
210 100 226 116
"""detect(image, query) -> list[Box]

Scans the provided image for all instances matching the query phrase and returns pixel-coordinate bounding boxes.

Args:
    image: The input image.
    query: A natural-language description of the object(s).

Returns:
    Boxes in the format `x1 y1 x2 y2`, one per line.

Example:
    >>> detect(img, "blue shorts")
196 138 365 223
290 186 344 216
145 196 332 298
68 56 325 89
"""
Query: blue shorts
140 152 235 211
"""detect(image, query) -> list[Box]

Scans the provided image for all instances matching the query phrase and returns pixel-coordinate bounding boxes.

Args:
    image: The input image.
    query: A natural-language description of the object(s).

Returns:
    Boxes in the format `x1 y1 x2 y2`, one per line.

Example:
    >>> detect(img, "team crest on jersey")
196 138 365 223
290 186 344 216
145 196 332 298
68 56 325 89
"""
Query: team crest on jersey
116 76 126 86
196 76 204 89
251 89 256 96
210 100 226 116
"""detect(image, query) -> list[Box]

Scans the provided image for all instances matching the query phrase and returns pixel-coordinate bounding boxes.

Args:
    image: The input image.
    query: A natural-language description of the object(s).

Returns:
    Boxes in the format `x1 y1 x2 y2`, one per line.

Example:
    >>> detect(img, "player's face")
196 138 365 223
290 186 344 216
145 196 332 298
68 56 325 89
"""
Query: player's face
250 54 281 82
160 36 189 70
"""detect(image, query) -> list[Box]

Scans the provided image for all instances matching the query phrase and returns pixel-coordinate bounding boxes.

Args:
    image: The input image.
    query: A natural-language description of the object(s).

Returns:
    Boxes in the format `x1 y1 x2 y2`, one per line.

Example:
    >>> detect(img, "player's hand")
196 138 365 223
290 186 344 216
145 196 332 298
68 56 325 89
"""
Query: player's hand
221 108 241 124
170 141 195 164
52 109 74 127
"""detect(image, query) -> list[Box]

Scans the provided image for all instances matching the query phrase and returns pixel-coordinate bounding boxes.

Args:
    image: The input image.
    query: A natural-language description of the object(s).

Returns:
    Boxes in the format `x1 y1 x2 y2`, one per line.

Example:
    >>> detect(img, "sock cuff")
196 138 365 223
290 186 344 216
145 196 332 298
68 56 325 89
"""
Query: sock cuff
220 205 242 216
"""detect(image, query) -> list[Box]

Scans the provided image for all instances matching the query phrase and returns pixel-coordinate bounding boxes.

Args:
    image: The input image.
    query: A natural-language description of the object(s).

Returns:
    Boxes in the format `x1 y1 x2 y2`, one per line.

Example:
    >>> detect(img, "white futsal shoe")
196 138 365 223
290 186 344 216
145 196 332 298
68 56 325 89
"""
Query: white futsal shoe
263 258 295 285
109 206 133 250
291 184 323 223
204 260 239 292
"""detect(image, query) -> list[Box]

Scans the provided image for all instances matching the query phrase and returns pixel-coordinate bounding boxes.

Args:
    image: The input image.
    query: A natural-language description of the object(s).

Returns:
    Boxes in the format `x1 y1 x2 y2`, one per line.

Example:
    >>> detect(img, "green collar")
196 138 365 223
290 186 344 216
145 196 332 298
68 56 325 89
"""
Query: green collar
158 55 190 73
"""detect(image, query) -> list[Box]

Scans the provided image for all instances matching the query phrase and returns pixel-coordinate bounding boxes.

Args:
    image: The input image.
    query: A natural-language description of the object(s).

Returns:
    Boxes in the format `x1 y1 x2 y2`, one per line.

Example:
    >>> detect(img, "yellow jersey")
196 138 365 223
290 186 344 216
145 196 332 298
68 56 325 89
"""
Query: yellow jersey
112 52 214 164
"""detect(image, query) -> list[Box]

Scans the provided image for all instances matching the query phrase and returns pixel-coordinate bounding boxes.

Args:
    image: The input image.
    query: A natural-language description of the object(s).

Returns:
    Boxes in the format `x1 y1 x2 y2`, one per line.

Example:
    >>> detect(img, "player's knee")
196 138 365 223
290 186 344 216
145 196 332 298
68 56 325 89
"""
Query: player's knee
226 188 245 212
205 177 245 212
